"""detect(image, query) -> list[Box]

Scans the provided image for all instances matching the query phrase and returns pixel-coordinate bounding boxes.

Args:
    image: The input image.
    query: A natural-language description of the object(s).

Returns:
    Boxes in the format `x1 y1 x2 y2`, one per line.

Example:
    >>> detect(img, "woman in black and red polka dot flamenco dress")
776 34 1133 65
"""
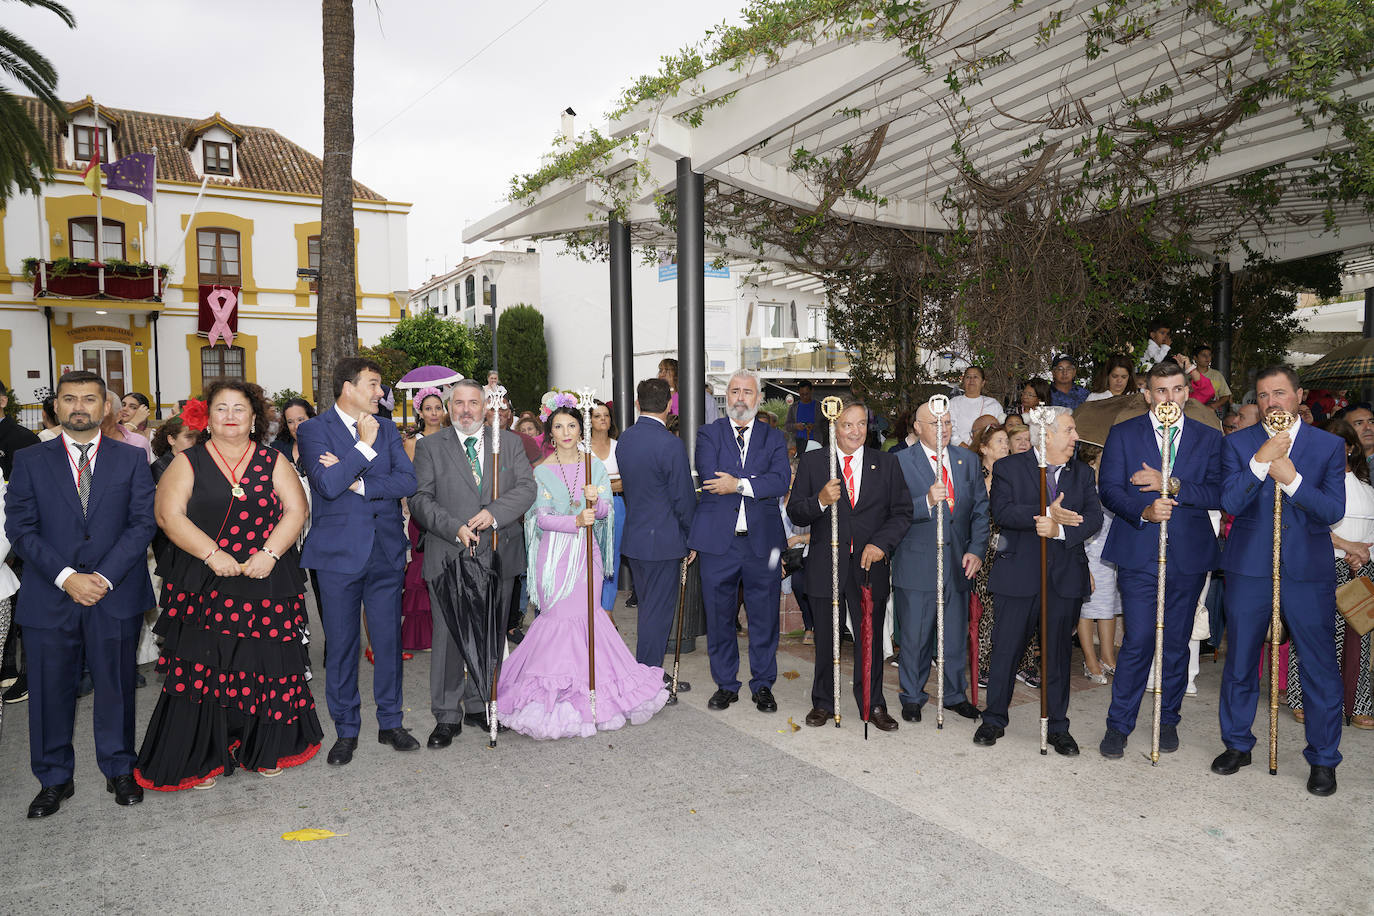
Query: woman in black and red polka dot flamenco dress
135 380 322 791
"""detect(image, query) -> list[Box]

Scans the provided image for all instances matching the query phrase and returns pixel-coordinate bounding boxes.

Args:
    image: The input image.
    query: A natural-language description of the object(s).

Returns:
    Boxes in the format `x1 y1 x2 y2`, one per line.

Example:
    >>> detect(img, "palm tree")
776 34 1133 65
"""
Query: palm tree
318 0 357 410
0 0 74 209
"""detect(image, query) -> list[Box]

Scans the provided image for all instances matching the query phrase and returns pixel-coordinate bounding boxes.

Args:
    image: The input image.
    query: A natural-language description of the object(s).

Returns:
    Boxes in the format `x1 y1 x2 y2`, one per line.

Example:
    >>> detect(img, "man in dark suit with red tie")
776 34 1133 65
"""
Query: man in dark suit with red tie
688 371 791 713
5 370 157 818
788 399 911 728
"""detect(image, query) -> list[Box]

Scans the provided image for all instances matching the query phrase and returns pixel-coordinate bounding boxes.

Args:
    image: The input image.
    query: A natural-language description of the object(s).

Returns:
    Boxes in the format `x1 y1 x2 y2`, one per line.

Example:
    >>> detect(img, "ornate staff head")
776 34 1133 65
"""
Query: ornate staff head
1026 405 1059 469
576 388 596 453
1262 408 1296 436
1150 399 1183 429
820 396 842 423
485 384 507 455
928 393 950 447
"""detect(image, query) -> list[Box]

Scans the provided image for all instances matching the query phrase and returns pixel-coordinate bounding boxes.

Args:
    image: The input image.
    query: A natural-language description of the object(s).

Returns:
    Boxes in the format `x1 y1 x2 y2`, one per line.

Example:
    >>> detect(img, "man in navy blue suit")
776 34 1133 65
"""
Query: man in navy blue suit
617 378 697 695
5 370 156 817
975 406 1102 755
892 400 989 724
1213 366 1345 796
688 370 790 713
788 399 911 729
298 357 419 765
1097 361 1222 758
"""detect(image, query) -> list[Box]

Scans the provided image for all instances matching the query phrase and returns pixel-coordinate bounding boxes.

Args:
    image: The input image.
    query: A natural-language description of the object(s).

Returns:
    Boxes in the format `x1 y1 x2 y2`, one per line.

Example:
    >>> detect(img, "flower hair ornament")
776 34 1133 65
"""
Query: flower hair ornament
538 389 578 422
412 386 443 414
180 398 209 432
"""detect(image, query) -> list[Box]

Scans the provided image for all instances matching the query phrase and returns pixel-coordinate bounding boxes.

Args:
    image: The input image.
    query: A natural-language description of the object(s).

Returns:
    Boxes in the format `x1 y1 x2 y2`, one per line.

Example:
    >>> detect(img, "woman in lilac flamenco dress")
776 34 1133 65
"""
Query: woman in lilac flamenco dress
497 404 667 739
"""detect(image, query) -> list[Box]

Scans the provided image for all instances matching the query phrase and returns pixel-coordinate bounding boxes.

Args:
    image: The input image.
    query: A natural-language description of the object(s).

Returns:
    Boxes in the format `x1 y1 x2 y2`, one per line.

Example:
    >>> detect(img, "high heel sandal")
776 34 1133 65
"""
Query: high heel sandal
1081 661 1108 685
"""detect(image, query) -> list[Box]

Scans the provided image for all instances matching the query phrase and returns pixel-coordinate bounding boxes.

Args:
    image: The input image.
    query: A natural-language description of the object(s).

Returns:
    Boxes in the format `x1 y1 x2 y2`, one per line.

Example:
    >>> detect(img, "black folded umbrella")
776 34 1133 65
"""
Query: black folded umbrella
431 550 505 746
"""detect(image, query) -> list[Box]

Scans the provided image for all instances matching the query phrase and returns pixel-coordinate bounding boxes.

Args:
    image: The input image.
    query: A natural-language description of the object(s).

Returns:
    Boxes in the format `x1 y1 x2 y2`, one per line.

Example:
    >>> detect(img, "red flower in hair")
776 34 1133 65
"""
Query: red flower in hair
181 398 209 432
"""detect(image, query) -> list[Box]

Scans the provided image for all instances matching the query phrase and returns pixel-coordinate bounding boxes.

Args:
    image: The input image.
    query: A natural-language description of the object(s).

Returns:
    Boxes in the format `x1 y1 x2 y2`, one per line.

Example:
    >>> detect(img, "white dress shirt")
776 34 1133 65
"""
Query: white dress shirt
920 442 953 514
55 431 113 591
334 404 379 496
1249 416 1303 498
836 444 864 505
948 395 1005 446
1145 340 1171 365
732 419 758 532
456 425 486 476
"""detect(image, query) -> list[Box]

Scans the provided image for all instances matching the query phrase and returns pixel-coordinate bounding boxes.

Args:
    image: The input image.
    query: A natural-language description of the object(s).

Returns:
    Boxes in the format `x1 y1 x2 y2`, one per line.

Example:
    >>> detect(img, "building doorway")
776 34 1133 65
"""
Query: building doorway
79 343 130 395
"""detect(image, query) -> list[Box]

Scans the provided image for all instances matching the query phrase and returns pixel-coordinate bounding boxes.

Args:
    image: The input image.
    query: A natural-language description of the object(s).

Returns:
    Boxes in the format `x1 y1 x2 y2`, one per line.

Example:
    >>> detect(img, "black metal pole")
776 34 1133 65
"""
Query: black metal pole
43 306 54 390
676 158 705 466
1363 287 1373 406
609 218 634 433
149 311 163 419
491 295 499 374
1212 260 1232 382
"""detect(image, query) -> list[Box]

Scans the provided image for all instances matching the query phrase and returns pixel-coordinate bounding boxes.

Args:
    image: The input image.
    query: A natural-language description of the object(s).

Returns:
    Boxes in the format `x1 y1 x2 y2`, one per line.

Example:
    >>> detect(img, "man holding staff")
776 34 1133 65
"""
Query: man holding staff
974 406 1101 754
1212 366 1345 796
1097 361 1222 760
787 399 911 729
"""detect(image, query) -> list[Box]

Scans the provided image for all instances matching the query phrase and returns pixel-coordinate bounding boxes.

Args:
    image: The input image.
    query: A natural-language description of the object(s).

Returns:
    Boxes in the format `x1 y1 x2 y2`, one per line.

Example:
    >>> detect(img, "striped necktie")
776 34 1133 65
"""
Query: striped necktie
75 442 92 515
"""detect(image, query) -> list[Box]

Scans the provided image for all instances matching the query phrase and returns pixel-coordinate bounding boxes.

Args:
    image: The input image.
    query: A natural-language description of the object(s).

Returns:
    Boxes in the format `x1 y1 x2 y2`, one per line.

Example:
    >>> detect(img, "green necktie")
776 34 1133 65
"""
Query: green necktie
464 436 481 486
1167 426 1178 465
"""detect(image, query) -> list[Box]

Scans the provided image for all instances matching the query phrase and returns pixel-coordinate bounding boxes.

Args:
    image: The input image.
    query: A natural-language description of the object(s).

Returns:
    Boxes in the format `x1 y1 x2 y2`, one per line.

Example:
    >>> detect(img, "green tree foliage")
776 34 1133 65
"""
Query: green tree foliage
0 0 75 209
469 321 493 383
495 305 548 413
378 312 476 378
358 345 414 390
269 388 302 412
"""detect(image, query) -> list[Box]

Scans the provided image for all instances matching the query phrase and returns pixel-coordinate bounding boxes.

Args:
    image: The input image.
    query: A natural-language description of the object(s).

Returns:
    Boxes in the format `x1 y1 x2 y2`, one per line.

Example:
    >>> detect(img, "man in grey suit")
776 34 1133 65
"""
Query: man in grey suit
892 401 990 723
409 380 536 748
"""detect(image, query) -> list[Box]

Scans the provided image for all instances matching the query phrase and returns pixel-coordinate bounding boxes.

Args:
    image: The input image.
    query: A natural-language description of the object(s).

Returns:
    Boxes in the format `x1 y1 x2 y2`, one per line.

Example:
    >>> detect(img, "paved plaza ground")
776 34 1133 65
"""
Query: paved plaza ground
3 592 1369 914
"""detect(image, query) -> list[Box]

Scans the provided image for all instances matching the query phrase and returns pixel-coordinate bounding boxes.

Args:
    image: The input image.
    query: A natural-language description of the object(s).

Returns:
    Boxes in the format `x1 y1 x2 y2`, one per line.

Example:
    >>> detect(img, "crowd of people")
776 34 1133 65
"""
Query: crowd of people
0 334 1368 818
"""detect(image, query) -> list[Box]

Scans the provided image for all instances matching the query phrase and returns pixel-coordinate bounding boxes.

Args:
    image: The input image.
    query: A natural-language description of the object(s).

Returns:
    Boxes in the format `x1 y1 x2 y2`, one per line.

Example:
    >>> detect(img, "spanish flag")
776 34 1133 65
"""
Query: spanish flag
81 127 103 196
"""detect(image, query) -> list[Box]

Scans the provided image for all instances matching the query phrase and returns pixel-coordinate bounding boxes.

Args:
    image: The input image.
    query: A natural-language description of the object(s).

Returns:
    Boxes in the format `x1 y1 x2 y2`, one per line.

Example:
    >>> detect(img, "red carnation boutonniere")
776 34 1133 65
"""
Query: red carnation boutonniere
181 398 209 432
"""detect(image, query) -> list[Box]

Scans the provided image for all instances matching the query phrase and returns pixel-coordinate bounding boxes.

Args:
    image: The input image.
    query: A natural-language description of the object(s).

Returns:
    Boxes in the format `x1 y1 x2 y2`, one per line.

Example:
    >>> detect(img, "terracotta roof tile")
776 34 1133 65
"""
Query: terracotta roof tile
20 97 386 201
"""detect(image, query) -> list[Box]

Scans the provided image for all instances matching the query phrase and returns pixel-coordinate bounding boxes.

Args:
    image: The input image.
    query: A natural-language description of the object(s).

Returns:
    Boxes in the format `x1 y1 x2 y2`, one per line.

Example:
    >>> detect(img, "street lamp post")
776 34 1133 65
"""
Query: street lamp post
482 258 505 373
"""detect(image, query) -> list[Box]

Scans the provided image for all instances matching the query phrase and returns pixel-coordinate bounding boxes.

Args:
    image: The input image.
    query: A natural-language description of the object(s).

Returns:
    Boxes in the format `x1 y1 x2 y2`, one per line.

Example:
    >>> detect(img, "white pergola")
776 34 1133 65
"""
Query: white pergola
466 0 1374 270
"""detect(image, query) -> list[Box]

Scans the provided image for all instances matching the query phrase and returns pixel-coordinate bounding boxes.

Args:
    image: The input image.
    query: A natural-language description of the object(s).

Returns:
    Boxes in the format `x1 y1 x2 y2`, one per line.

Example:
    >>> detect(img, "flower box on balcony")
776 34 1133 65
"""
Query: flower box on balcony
23 258 168 302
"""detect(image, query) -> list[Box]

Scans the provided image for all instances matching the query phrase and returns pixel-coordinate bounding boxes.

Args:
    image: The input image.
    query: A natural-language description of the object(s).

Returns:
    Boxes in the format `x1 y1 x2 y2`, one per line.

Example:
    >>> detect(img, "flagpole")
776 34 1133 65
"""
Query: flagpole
93 102 104 296
150 147 161 301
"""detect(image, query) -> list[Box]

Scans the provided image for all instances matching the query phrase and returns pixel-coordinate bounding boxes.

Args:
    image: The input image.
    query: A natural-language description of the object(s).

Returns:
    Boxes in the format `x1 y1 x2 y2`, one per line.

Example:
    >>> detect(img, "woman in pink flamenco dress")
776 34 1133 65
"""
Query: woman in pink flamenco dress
497 404 667 739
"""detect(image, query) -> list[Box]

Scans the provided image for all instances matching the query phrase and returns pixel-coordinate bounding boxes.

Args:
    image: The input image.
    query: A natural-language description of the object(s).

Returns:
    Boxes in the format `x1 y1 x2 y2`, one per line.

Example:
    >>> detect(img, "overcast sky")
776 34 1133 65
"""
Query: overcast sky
12 0 746 287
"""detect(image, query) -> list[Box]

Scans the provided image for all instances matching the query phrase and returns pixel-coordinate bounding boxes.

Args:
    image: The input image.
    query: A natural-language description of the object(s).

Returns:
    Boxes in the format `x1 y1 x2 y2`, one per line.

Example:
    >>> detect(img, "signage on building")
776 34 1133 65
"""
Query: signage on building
657 262 731 282
68 325 134 344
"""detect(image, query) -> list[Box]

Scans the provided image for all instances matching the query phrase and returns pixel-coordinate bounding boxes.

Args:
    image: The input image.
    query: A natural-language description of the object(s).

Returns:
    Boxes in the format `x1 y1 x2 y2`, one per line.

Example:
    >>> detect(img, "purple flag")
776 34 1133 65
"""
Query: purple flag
101 153 156 201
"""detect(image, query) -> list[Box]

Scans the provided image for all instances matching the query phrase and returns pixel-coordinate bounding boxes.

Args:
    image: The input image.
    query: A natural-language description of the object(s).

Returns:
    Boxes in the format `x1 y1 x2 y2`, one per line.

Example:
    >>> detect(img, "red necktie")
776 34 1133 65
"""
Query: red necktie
842 454 856 507
932 454 954 507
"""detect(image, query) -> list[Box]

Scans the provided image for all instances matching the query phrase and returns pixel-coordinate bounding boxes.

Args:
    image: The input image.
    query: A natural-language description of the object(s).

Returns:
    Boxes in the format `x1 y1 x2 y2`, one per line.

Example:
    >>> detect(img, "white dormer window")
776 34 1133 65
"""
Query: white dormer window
203 140 232 175
73 125 110 163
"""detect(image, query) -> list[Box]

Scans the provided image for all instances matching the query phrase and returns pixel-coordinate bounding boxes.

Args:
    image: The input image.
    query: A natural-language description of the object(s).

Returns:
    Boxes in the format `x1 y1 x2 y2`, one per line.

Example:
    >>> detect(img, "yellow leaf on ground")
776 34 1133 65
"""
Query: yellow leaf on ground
780 670 800 679
281 828 343 842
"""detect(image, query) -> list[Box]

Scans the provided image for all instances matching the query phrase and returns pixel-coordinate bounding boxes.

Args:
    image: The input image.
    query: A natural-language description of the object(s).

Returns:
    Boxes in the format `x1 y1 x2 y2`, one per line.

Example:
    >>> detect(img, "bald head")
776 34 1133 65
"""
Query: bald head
1235 403 1261 430
914 403 952 451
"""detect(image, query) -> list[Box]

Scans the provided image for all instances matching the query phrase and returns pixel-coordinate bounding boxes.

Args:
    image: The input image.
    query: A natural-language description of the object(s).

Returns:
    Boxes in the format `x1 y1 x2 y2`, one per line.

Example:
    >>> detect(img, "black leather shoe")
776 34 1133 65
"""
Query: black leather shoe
427 722 461 748
462 712 510 733
943 700 981 720
1210 748 1251 775
868 707 899 732
972 723 1003 746
1307 765 1337 797
901 703 922 723
707 688 738 710
625 593 638 608
751 686 778 713
106 773 143 806
663 672 691 693
804 707 830 727
1099 727 1127 759
378 727 421 751
1048 731 1080 756
27 781 74 818
326 737 358 766
1159 723 1179 753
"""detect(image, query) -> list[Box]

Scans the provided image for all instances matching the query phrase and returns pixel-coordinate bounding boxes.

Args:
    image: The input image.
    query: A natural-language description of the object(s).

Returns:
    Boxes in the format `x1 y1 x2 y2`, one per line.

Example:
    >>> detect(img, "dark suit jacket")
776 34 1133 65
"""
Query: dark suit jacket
787 446 912 598
688 417 789 558
988 450 1103 599
617 416 696 562
409 426 536 582
297 408 416 573
892 443 989 593
4 436 156 627
0 416 40 481
1100 413 1222 575
1220 421 1345 581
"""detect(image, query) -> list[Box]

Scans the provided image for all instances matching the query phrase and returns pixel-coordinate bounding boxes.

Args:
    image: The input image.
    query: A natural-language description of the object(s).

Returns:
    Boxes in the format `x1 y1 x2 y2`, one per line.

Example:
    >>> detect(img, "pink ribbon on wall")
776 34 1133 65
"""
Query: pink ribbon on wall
206 285 237 348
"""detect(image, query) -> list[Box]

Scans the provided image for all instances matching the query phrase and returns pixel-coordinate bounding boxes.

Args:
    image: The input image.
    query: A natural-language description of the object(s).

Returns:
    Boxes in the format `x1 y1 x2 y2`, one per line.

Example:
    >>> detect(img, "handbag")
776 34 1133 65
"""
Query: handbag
1335 574 1374 637
781 546 806 578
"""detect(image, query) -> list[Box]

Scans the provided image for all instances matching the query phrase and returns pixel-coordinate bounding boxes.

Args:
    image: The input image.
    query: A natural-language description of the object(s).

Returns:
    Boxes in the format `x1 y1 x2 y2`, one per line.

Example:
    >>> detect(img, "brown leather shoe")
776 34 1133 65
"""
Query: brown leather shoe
869 707 899 732
1351 715 1374 730
804 707 830 727
1293 708 1305 724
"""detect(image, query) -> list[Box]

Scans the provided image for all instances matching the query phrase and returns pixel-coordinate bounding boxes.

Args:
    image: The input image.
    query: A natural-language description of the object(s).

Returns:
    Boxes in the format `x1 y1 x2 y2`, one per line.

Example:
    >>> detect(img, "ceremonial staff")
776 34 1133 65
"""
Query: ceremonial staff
668 556 690 704
928 395 950 730
486 384 506 749
578 389 599 725
821 395 843 727
1264 408 1296 776
1148 399 1182 765
1029 406 1052 756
